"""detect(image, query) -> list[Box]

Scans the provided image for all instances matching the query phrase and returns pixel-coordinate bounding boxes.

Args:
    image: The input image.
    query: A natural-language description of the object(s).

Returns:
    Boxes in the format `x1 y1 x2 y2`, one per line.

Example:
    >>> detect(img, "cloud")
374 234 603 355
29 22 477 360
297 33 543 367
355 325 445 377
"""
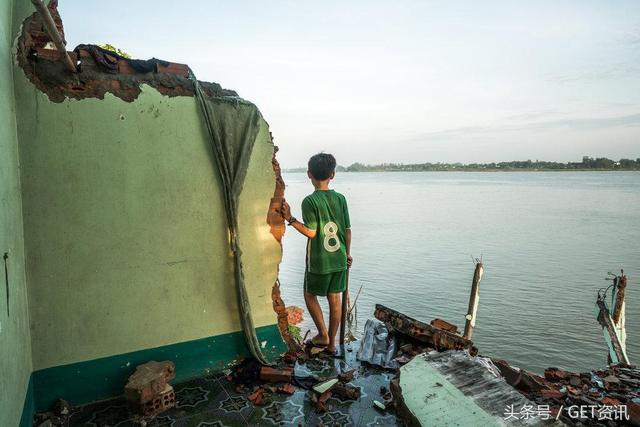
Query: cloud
621 27 640 46
506 111 565 121
407 113 640 142
545 63 640 84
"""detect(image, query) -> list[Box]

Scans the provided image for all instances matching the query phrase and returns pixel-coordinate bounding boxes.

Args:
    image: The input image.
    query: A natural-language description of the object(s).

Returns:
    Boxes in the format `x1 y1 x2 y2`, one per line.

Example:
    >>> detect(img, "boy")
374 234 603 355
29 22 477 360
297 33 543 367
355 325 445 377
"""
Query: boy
280 153 352 354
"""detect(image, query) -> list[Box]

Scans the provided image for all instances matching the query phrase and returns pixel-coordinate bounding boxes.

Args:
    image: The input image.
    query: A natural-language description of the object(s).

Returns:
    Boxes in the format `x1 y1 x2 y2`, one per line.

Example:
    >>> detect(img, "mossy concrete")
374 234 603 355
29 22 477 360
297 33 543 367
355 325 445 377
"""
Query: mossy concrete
1 0 33 426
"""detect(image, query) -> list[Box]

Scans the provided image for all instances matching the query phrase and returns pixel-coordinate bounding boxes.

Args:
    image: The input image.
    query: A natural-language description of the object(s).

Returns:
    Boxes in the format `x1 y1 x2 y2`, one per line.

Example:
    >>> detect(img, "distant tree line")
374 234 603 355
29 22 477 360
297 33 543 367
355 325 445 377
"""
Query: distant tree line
341 156 640 172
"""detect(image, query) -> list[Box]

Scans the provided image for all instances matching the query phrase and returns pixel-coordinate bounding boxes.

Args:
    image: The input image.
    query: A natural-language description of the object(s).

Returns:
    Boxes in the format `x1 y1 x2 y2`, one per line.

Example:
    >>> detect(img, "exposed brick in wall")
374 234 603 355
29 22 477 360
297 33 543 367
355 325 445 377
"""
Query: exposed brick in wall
16 1 236 103
16 1 298 352
268 143 300 352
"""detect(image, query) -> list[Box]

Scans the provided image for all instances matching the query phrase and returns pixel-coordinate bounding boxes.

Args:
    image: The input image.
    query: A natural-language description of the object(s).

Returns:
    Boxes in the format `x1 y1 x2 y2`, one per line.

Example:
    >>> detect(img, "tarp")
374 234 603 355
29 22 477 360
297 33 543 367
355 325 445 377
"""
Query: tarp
357 318 398 368
190 72 269 365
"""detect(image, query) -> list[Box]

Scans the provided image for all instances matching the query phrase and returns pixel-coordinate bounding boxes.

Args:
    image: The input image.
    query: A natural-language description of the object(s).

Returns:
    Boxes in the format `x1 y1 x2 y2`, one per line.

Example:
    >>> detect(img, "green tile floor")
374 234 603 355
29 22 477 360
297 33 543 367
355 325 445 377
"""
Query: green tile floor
62 344 405 426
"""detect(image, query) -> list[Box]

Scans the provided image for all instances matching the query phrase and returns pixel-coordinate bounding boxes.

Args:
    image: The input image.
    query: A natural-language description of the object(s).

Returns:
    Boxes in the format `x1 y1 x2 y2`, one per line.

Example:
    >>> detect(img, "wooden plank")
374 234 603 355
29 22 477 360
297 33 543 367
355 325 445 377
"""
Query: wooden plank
374 304 474 352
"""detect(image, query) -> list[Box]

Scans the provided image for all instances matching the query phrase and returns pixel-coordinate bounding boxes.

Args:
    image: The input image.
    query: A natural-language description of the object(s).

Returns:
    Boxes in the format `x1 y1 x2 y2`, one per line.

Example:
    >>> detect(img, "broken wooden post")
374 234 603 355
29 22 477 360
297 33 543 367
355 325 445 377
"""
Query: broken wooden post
596 296 630 365
596 270 630 366
30 0 77 73
612 271 627 325
463 260 484 340
596 270 629 365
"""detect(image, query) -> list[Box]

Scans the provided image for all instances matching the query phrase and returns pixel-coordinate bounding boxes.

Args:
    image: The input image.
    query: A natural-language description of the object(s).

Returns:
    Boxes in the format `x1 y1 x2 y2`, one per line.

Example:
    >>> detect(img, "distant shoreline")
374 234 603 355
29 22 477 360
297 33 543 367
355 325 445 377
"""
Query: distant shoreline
283 157 640 173
283 169 640 173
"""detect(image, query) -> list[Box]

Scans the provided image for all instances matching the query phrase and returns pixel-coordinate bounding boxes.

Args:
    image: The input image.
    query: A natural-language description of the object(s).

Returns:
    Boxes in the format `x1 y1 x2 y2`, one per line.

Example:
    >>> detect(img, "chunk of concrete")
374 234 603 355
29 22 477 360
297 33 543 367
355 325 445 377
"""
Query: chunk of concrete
124 361 175 404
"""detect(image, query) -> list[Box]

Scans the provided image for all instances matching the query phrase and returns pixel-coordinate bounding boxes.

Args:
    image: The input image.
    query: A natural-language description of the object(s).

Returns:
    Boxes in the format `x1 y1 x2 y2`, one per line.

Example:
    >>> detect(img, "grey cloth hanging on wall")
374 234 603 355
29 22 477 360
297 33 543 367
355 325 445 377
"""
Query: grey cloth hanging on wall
190 72 269 365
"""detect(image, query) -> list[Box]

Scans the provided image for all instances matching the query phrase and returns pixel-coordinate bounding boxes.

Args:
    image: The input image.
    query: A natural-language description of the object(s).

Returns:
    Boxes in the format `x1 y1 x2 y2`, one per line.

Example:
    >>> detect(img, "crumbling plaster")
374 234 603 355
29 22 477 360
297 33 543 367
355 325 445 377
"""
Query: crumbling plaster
12 0 292 372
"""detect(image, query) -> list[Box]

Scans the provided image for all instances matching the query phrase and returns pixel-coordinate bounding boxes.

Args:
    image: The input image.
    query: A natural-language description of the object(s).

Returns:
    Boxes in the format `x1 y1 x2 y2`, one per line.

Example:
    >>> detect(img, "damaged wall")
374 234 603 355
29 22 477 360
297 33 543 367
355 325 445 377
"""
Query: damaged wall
11 0 286 411
13 85 283 369
0 0 33 426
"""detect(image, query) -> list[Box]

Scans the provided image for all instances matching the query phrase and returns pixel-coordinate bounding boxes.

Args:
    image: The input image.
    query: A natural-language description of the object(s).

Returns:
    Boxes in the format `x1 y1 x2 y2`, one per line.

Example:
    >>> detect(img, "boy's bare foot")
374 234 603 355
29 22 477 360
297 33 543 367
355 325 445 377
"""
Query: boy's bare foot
306 334 329 347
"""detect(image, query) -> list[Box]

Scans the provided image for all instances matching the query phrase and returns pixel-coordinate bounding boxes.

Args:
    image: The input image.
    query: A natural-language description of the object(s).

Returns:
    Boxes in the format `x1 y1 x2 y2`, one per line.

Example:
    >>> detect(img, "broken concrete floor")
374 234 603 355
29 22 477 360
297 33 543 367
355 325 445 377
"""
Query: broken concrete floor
61 344 404 426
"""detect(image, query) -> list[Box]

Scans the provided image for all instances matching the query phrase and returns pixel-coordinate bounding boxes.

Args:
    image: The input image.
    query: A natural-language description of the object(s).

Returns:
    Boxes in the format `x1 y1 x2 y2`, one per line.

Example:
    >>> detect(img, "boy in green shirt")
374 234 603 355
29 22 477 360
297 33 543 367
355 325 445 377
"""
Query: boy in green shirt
280 153 352 354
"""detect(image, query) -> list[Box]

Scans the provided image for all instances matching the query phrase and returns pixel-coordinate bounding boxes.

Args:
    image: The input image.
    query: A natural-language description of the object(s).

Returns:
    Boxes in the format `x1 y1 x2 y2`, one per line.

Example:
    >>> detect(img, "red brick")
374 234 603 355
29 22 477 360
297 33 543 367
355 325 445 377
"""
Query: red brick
259 366 293 383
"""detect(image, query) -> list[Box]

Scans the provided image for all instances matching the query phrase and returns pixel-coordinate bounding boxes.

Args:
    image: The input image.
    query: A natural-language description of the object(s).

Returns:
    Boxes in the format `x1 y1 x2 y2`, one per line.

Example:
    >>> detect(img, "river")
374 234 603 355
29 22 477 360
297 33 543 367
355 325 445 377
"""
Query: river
278 171 640 374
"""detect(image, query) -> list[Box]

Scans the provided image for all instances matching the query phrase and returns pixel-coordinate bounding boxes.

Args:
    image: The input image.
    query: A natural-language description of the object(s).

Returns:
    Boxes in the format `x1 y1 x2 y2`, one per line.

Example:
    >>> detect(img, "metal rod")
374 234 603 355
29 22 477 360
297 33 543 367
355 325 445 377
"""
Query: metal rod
339 269 350 357
463 261 484 340
30 0 77 73
3 253 9 317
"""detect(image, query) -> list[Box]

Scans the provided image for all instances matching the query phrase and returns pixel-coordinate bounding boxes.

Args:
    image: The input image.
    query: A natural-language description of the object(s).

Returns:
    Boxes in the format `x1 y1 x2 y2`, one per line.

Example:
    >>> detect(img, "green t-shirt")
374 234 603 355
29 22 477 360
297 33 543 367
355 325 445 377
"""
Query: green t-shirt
302 189 351 274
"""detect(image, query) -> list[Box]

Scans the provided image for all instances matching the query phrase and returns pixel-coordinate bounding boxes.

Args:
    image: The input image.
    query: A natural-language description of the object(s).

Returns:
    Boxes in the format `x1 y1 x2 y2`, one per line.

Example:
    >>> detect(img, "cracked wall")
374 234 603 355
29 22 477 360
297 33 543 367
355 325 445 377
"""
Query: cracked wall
10 0 292 408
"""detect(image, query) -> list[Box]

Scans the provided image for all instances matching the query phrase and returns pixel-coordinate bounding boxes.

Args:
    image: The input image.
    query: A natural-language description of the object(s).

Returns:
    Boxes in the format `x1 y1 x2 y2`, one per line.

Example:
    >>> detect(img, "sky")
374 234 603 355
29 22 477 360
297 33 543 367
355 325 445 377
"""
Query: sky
59 1 640 167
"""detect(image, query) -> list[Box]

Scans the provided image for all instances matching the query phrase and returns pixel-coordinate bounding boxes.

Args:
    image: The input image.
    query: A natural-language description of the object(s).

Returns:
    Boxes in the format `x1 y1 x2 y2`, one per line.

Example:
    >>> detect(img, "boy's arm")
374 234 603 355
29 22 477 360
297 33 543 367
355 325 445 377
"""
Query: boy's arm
346 228 352 268
280 200 317 239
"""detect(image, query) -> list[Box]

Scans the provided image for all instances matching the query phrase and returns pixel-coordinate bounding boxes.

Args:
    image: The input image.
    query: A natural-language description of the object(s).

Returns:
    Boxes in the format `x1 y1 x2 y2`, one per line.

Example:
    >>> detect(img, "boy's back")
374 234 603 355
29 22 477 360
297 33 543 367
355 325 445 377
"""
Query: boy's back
302 190 350 274
279 152 352 353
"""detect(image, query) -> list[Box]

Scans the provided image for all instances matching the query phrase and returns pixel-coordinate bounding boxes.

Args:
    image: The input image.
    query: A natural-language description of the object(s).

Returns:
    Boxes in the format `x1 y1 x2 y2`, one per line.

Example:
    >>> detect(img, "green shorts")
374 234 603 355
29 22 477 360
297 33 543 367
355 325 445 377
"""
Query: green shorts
304 269 347 296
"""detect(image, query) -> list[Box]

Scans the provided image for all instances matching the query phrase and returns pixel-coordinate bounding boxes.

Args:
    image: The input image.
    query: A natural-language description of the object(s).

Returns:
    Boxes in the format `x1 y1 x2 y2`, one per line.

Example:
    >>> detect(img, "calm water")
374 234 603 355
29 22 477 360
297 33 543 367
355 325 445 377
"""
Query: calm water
278 172 640 374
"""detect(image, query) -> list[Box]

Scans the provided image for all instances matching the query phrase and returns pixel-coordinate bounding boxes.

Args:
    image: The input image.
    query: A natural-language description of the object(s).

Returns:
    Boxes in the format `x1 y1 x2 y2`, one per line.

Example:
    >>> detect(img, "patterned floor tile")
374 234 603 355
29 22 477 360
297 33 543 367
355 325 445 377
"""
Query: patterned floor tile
63 346 403 427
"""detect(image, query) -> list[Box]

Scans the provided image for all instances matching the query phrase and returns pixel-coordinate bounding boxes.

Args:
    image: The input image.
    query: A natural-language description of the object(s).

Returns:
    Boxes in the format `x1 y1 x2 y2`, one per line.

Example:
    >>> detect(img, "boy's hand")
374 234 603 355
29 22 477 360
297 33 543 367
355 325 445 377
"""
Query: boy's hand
279 200 292 221
347 255 353 268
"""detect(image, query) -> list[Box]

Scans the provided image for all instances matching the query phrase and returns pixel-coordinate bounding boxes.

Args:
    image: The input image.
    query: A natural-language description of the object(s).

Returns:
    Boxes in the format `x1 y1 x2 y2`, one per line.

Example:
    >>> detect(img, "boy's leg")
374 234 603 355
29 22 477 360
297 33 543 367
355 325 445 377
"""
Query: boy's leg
304 290 328 345
326 292 342 352
325 269 348 352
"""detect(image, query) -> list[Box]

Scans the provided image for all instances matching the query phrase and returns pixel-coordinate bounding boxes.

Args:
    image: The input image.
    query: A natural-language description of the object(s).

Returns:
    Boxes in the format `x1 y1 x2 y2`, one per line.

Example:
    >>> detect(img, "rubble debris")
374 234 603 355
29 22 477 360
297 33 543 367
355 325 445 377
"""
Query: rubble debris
124 361 176 417
283 349 307 364
292 374 319 390
230 358 263 385
373 400 386 411
374 304 474 354
248 388 268 406
430 318 458 333
277 384 296 395
502 359 640 426
259 366 293 383
310 346 324 356
390 377 420 427
333 382 362 400
311 390 333 412
338 369 356 382
313 378 338 394
357 318 398 368
32 398 73 427
397 352 538 426
52 399 71 417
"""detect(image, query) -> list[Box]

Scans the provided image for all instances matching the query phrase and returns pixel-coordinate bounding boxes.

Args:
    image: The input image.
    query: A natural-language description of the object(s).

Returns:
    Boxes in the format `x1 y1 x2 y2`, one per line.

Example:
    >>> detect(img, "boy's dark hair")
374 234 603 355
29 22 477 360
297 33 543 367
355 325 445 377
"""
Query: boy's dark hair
308 153 337 180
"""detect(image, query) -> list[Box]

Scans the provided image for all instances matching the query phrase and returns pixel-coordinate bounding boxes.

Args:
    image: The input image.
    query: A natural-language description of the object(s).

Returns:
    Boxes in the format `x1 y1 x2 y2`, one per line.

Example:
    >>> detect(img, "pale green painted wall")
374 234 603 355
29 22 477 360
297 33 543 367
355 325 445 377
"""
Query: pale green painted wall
11 2 282 374
1 0 33 425
12 82 282 371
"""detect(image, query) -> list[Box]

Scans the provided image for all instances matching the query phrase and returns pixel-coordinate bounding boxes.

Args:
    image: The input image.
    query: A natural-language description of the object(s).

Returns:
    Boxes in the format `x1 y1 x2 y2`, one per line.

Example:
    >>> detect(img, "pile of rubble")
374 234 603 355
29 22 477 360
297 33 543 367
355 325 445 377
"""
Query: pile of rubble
227 343 367 414
493 360 640 425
